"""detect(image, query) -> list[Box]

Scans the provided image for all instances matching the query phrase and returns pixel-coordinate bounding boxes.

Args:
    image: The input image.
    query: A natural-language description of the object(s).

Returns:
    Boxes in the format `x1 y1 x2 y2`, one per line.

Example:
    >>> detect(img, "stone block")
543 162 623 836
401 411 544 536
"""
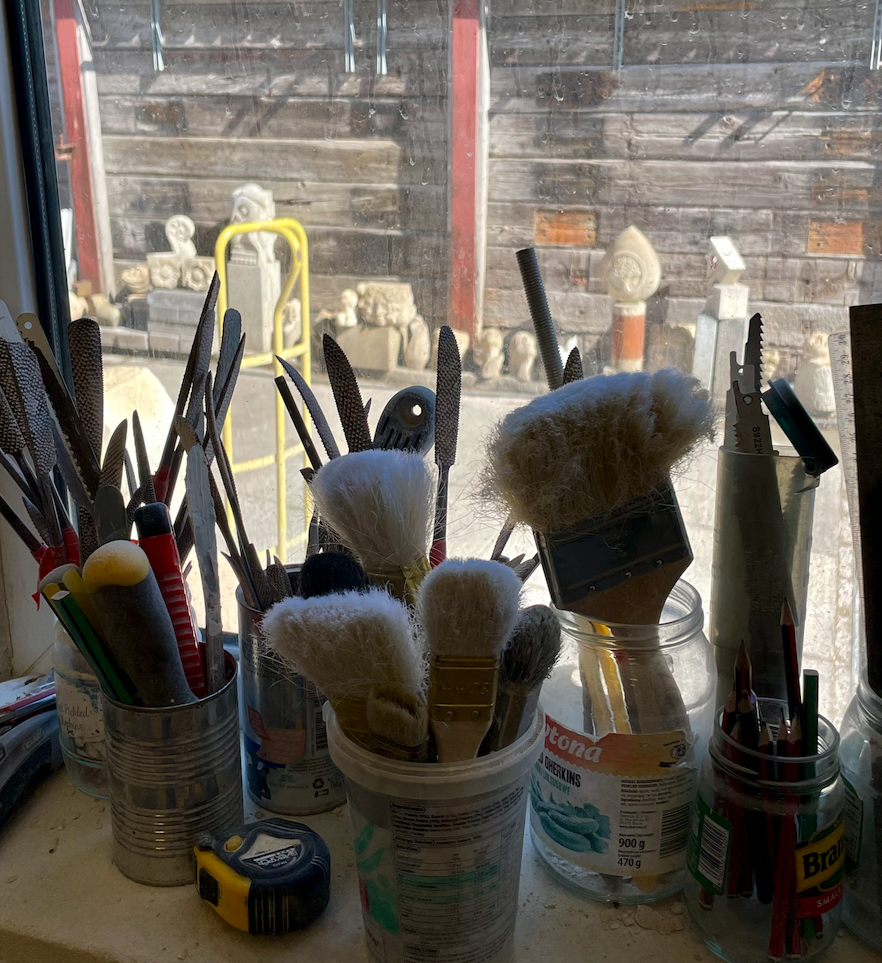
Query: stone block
107 327 149 351
228 259 281 356
706 283 749 321
148 289 212 328
149 329 181 354
336 325 402 372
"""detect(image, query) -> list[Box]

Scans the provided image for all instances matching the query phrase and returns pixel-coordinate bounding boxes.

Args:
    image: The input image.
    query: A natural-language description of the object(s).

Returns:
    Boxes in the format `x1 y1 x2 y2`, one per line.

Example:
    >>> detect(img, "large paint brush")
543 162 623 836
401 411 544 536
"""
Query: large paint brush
430 326 461 567
262 588 425 746
367 683 430 762
309 449 434 604
322 334 373 453
418 559 522 762
83 540 196 706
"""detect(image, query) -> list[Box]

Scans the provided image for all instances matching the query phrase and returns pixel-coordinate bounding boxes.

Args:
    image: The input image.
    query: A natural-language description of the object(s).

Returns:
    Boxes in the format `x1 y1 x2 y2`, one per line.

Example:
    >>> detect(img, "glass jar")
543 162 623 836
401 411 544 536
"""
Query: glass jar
840 674 882 951
52 621 109 798
530 580 715 903
685 701 844 963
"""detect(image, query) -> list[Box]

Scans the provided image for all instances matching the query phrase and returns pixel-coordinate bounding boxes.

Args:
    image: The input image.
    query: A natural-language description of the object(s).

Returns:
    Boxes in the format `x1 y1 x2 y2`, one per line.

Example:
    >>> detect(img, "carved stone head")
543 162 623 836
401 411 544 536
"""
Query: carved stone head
165 215 197 259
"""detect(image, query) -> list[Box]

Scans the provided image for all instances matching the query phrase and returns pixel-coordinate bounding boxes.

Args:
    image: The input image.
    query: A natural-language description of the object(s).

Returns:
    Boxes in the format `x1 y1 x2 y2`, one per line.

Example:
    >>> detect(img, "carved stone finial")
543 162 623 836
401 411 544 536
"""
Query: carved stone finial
509 330 538 382
230 183 278 265
600 225 661 304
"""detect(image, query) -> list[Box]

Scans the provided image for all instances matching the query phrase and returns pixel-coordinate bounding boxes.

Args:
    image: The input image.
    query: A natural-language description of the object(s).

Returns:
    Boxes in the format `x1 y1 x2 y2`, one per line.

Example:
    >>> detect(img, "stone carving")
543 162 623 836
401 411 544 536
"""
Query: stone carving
337 289 359 329
165 215 197 260
183 256 215 292
474 328 505 379
357 282 418 329
600 226 661 304
230 183 278 265
795 332 835 417
147 253 182 290
283 299 302 349
509 330 538 382
337 325 401 372
121 263 150 296
404 318 431 371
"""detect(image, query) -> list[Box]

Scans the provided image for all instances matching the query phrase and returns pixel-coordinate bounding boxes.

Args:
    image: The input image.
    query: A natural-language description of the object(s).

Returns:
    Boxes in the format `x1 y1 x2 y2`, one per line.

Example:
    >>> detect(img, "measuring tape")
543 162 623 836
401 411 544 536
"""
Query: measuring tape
195 818 331 935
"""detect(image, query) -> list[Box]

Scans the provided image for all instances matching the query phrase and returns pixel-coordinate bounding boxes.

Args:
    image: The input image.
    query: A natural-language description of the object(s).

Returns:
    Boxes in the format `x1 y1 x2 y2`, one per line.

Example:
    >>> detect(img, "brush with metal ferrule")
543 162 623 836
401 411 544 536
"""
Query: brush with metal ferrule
367 682 430 762
485 605 561 752
309 449 434 605
262 588 425 748
300 551 370 598
418 560 522 763
83 541 196 706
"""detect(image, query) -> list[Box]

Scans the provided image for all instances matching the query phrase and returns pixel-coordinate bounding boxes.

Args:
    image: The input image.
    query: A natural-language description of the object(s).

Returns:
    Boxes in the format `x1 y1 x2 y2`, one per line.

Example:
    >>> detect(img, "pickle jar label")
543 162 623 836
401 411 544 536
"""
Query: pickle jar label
794 817 845 917
530 715 695 877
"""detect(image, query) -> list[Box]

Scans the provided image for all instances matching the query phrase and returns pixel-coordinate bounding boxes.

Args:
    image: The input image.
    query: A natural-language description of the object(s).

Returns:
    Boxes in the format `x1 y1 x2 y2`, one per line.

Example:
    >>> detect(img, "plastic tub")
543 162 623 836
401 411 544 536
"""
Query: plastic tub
328 706 545 963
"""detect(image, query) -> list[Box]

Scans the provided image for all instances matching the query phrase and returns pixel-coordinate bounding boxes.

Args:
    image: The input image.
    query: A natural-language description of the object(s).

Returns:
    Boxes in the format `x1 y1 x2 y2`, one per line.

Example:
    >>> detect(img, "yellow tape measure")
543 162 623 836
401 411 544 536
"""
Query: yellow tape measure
195 818 331 935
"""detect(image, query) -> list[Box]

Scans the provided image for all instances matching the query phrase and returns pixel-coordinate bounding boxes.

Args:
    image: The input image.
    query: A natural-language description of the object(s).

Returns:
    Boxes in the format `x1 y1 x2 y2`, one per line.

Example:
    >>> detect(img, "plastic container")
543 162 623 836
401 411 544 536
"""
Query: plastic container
238 583 346 814
840 674 882 951
103 653 243 886
52 621 109 798
328 705 544 963
530 580 715 903
685 700 844 963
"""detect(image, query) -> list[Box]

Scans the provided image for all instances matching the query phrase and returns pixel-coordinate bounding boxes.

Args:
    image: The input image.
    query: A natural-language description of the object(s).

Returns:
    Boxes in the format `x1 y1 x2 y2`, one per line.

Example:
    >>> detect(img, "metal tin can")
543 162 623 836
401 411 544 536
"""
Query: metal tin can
103 653 243 886
238 582 346 815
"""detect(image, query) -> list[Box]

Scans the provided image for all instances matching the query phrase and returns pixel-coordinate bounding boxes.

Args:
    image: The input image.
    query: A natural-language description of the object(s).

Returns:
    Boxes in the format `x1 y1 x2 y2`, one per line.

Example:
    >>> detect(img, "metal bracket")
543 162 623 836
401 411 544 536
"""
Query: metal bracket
376 0 387 74
613 0 625 71
343 0 356 73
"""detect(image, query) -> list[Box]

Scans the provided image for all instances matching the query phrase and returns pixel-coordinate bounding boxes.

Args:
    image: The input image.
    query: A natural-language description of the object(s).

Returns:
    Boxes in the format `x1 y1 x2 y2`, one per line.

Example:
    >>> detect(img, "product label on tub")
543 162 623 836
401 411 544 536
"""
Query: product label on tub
349 781 527 963
530 716 695 877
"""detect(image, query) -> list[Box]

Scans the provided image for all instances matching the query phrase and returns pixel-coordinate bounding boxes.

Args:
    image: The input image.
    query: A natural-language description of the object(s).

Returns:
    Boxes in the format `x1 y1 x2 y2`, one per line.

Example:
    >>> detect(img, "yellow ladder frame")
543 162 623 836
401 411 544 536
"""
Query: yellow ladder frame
214 218 311 560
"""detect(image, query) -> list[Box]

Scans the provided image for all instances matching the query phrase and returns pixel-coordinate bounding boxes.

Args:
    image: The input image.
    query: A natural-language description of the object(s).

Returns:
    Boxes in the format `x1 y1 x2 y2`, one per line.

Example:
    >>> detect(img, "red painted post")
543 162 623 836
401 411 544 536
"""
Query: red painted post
449 0 480 344
53 0 100 290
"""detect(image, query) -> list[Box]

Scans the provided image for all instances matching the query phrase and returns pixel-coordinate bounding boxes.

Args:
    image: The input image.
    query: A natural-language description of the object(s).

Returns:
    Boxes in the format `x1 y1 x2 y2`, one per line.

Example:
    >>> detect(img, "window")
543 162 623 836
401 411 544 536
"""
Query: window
16 0 874 720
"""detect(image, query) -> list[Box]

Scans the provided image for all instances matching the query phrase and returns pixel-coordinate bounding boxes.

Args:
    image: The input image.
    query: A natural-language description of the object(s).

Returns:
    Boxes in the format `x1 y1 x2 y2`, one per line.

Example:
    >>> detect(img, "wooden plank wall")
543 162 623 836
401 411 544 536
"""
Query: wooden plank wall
86 0 450 322
485 0 882 371
83 0 882 368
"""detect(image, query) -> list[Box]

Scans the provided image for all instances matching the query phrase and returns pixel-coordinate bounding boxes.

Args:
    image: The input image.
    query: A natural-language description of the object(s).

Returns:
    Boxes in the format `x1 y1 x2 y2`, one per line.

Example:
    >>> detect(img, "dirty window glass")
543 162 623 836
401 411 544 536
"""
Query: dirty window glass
35 0 873 717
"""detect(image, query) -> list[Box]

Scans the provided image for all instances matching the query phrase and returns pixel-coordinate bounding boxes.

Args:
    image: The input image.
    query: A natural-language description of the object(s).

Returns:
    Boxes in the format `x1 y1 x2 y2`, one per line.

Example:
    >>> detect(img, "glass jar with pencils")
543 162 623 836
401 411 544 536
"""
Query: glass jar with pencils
685 700 844 963
530 581 716 903
840 673 882 951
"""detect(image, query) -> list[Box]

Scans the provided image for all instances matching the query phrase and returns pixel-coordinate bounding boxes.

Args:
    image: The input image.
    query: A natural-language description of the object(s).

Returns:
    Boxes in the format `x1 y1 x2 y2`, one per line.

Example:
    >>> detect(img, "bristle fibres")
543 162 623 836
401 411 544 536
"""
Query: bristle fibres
501 605 562 686
367 682 429 750
483 368 713 531
418 559 522 659
309 449 434 570
261 588 426 702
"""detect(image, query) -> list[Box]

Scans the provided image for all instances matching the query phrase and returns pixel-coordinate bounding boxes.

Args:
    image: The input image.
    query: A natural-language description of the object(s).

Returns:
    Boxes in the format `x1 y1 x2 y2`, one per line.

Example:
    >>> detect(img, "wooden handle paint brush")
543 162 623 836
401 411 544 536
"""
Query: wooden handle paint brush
367 683 430 762
83 541 196 706
430 326 461 568
418 560 522 763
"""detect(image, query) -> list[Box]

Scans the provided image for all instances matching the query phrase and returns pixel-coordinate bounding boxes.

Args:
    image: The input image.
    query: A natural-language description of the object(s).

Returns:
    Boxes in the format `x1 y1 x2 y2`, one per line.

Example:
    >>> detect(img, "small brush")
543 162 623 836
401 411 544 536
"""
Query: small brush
485 605 561 752
309 449 434 604
300 551 370 599
418 560 522 763
262 588 425 746
367 682 430 762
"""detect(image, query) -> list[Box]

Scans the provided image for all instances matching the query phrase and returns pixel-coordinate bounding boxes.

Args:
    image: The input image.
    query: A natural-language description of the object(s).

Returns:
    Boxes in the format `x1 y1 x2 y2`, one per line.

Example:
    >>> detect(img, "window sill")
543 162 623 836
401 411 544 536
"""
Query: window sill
0 771 875 963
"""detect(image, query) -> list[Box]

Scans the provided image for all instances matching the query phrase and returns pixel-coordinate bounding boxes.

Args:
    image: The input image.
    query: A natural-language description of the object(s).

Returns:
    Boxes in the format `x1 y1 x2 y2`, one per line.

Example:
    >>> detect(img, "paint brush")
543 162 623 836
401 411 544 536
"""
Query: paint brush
418 560 522 762
309 449 434 604
82 540 196 706
485 604 561 752
367 683 430 762
323 334 373 453
262 588 425 746
300 551 370 599
430 326 461 567
483 369 713 624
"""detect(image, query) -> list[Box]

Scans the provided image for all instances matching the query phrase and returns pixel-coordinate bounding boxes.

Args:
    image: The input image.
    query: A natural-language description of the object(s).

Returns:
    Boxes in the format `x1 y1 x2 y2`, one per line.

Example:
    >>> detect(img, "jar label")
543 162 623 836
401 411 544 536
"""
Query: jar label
794 816 845 917
530 715 695 877
686 793 732 896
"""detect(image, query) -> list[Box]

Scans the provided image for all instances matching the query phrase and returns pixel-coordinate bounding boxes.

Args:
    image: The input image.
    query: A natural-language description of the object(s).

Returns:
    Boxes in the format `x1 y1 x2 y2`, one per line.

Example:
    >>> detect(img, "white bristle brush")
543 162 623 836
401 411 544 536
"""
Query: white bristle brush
309 449 435 604
367 682 430 763
261 588 426 746
417 559 522 763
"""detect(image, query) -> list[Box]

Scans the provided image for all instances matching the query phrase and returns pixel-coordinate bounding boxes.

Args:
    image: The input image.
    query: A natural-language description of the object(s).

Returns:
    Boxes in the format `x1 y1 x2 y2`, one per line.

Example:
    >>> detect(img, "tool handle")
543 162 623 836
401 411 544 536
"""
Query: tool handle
61 525 80 567
140 533 207 697
430 466 449 568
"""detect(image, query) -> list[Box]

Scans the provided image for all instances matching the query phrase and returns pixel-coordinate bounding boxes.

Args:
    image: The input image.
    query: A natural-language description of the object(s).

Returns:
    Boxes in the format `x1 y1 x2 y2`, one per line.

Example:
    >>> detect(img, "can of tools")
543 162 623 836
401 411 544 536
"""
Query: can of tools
238 579 346 815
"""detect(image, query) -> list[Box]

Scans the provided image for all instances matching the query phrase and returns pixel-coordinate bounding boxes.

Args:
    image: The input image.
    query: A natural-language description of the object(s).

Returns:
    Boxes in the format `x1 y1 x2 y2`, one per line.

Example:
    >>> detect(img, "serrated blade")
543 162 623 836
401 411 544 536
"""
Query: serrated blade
323 334 373 453
434 325 461 470
744 312 763 393
100 420 128 490
68 318 104 460
277 355 340 459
